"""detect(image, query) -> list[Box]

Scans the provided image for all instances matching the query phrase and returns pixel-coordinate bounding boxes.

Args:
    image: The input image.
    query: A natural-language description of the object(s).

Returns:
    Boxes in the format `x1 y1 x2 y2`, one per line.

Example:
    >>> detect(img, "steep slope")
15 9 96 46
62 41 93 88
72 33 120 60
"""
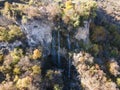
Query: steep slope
96 0 120 27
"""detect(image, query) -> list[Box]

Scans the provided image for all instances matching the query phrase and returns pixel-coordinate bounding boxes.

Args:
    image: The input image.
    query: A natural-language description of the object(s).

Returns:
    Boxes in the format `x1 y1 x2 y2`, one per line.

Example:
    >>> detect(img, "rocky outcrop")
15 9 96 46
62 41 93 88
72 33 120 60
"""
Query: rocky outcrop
75 21 90 44
0 41 22 54
73 51 118 90
21 20 54 56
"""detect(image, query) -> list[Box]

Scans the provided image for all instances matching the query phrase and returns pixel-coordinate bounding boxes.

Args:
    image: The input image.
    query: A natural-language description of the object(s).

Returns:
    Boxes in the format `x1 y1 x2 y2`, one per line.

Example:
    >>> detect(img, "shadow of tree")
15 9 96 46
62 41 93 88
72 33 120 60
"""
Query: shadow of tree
41 55 82 90
95 7 120 29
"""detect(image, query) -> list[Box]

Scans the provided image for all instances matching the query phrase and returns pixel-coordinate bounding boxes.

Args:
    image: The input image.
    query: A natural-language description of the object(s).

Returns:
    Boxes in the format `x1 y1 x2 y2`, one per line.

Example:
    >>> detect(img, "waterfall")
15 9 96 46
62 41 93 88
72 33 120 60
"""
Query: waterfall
76 42 79 50
67 33 71 78
58 31 61 66
67 34 71 50
52 31 56 62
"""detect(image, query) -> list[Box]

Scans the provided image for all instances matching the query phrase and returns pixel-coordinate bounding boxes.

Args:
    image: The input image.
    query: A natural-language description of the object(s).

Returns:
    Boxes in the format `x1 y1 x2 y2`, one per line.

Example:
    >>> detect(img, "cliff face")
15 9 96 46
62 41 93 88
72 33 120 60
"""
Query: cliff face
21 20 53 57
96 0 120 27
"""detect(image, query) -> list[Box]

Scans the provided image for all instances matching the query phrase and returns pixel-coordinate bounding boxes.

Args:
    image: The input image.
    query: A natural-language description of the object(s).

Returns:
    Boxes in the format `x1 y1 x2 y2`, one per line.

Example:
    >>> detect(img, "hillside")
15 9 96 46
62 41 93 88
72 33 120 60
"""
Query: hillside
0 0 120 90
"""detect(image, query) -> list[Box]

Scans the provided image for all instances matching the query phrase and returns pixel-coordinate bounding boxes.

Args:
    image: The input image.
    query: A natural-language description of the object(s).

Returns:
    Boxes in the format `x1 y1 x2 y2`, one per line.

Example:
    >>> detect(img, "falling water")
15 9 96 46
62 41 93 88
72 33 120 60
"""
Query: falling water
67 34 71 50
76 42 80 50
58 31 61 66
67 33 71 78
52 31 56 62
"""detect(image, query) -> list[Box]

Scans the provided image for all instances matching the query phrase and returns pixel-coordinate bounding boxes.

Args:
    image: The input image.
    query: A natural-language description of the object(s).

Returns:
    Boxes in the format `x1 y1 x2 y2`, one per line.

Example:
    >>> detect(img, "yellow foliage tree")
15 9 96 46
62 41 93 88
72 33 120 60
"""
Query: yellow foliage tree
32 49 42 60
32 65 41 74
3 2 12 18
117 78 120 86
16 76 32 89
62 0 97 26
13 67 21 75
65 0 73 10
4 2 11 13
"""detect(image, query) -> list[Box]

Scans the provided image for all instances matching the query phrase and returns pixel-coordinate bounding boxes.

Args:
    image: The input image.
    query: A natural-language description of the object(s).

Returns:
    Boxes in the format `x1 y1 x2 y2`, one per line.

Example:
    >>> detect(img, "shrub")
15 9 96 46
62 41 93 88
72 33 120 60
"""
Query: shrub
0 27 9 42
13 67 21 75
0 65 12 74
104 24 120 49
65 1 73 10
54 84 62 90
32 65 41 74
62 1 78 25
8 25 23 41
3 2 11 15
108 60 120 76
90 44 100 56
112 31 120 49
13 75 19 82
46 70 63 84
90 25 107 43
46 70 54 80
32 49 42 60
11 48 23 65
0 54 3 63
117 78 120 87
22 15 28 24
16 76 32 89
29 0 34 5
110 48 119 57
0 25 23 42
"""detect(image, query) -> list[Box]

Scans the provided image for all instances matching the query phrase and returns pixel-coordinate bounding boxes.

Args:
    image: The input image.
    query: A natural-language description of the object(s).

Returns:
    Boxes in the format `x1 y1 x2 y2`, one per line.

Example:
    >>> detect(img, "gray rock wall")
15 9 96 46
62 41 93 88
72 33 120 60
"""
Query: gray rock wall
75 21 90 44
21 20 53 56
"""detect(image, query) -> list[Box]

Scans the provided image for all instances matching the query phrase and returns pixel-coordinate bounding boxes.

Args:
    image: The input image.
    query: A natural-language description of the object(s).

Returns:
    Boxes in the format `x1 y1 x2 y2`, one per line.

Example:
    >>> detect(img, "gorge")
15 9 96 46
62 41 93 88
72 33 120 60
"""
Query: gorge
0 0 120 90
